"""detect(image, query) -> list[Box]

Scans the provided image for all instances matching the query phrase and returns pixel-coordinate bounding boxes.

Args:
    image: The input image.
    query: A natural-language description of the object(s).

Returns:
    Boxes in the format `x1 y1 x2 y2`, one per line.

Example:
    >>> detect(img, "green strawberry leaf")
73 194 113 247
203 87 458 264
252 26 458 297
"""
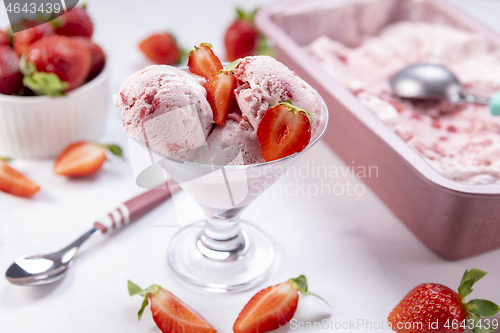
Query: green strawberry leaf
105 144 123 158
466 299 500 317
127 280 145 296
19 55 36 76
0 157 12 162
257 35 275 58
200 42 212 48
461 269 488 285
467 311 498 333
137 295 149 320
127 281 159 321
225 59 240 72
274 101 316 123
23 72 68 96
235 7 258 22
289 275 331 308
459 269 488 299
219 59 240 74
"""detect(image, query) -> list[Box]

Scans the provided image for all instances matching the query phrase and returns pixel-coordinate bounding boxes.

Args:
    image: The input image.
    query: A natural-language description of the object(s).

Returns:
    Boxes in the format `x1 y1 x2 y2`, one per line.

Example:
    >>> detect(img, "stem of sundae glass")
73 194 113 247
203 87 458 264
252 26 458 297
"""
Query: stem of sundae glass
197 207 249 262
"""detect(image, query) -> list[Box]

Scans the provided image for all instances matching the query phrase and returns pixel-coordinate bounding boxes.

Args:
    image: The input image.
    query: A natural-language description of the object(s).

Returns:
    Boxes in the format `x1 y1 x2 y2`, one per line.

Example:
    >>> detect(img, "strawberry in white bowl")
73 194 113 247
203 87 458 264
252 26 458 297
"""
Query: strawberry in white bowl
0 6 108 158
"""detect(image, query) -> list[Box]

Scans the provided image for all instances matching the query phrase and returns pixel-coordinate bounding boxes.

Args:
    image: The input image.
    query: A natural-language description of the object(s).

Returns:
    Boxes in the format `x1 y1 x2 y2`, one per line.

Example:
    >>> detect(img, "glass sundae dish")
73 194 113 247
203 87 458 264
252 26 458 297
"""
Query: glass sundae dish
115 52 329 292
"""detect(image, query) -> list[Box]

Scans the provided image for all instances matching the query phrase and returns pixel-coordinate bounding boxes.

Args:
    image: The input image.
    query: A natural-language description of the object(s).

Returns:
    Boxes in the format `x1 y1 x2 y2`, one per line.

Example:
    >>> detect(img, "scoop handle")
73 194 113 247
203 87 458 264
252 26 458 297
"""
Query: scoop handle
490 92 500 116
93 188 172 234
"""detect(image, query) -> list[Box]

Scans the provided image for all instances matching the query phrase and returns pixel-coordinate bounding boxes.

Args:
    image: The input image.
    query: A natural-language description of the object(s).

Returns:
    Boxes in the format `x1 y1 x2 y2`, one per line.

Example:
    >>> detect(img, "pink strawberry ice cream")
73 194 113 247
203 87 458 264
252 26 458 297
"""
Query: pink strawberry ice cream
114 65 214 157
233 56 325 134
115 56 326 165
308 22 500 184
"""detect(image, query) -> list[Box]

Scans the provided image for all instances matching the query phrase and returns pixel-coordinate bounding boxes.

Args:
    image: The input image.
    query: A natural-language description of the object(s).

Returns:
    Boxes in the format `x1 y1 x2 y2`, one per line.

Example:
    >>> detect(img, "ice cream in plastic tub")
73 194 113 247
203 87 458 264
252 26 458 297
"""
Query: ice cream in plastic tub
256 0 500 259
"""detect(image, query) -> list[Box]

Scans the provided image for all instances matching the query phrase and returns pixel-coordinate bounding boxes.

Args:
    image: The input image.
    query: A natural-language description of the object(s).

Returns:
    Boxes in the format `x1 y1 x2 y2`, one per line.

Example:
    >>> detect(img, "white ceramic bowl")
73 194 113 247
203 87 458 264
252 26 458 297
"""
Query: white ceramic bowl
0 65 109 158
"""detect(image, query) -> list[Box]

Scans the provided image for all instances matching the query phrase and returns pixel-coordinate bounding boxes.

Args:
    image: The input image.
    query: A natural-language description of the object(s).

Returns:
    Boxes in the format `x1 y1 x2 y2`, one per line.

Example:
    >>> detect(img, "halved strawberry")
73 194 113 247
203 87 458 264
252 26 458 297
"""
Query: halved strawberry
128 281 217 333
257 101 314 162
54 141 122 177
13 22 55 56
139 33 182 65
233 275 328 333
0 158 40 197
187 43 222 79
54 6 93 37
203 60 239 125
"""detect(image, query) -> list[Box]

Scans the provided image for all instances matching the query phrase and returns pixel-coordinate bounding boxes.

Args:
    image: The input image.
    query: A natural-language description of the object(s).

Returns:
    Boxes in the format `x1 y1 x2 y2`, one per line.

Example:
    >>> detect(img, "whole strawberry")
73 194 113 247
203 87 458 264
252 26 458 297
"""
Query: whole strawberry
13 22 54 56
72 37 105 81
139 33 182 65
55 6 93 37
0 31 10 46
224 8 258 61
0 46 23 95
388 269 499 333
23 35 91 94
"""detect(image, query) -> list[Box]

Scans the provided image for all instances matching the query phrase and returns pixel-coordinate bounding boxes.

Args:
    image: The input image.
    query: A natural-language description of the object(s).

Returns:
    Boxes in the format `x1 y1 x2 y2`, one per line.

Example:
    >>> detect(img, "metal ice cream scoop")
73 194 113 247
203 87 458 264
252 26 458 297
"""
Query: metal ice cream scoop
389 63 500 115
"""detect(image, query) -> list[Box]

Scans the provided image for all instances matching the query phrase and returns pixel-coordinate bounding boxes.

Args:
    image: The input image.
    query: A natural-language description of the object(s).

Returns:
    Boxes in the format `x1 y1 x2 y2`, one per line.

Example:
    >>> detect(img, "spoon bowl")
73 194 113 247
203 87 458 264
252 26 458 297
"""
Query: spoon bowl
389 63 491 105
5 228 100 286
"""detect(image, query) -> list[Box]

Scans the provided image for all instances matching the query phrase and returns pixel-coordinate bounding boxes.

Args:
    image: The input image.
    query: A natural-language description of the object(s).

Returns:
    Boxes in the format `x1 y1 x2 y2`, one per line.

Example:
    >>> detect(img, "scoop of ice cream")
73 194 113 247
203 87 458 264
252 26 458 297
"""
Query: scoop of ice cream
207 113 265 165
114 65 214 157
233 56 326 133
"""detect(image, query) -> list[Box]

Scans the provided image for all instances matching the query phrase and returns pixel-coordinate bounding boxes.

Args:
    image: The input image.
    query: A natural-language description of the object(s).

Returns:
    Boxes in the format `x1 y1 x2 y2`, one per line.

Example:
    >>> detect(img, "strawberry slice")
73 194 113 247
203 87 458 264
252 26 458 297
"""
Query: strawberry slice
139 33 182 65
233 275 328 333
257 101 314 162
0 158 40 197
187 43 222 79
128 281 217 333
203 60 239 125
54 141 122 177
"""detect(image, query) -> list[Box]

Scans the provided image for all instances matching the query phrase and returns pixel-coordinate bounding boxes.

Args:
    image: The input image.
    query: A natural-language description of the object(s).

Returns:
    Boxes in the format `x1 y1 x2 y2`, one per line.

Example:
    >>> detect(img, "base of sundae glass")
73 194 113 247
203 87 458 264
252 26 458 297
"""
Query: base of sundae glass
168 217 276 293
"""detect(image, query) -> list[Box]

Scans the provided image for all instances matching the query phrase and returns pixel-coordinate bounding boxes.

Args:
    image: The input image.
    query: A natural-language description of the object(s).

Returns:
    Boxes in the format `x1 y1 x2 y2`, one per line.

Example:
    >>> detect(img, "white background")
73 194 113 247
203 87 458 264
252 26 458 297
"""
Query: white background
1 0 500 332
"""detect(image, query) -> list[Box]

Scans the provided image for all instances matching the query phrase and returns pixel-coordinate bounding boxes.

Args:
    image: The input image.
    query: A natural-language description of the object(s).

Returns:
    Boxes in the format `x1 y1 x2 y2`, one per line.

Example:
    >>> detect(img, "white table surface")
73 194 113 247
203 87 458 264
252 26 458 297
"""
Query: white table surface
1 0 500 332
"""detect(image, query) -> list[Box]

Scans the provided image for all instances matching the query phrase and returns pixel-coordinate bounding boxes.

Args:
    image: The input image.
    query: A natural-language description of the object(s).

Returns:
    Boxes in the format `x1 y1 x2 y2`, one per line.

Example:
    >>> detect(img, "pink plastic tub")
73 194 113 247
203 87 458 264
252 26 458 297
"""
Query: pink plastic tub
256 0 500 260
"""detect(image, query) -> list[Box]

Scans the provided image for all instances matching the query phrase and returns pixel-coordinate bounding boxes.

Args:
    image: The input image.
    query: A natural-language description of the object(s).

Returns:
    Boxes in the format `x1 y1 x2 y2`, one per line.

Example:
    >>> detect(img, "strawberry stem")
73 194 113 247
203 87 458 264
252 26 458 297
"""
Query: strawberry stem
127 281 160 321
458 269 500 333
189 43 213 57
289 275 331 308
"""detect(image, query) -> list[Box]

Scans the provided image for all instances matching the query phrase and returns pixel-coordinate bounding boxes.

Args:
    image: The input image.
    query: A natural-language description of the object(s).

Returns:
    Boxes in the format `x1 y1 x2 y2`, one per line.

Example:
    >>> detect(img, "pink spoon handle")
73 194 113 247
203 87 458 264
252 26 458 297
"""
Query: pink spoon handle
93 188 172 234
